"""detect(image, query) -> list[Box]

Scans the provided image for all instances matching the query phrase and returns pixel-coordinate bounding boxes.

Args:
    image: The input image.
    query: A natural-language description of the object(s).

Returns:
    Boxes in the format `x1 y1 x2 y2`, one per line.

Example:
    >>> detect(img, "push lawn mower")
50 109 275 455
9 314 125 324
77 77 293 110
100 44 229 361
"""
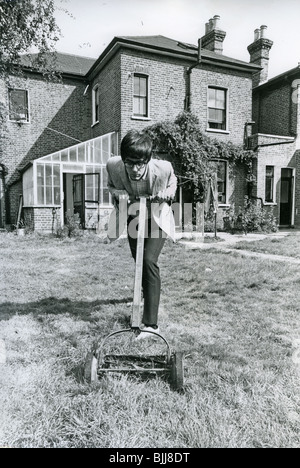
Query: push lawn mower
84 197 184 391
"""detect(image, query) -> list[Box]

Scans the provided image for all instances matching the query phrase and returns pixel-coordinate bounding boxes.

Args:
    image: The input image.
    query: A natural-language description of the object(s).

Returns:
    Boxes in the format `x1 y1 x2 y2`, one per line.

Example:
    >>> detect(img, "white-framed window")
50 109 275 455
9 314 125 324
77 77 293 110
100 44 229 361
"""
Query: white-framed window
265 166 274 203
92 85 99 125
207 87 227 131
210 159 228 204
8 88 29 122
133 74 149 118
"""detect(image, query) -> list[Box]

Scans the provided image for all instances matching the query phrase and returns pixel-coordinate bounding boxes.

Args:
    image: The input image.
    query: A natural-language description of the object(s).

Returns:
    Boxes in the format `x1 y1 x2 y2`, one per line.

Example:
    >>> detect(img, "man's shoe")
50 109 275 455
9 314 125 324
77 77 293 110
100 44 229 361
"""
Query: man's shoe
135 326 160 341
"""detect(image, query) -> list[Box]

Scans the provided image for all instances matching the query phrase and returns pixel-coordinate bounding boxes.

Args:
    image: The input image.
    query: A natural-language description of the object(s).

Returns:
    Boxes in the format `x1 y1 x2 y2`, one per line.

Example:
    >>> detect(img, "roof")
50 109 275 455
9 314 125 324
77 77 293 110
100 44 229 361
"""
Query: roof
87 34 261 78
20 52 96 77
255 65 300 91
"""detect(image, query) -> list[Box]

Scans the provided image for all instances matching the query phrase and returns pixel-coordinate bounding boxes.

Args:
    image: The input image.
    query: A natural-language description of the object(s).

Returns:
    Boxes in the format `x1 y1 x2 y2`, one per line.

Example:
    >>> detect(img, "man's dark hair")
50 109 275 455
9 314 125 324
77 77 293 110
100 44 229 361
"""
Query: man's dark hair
120 130 153 163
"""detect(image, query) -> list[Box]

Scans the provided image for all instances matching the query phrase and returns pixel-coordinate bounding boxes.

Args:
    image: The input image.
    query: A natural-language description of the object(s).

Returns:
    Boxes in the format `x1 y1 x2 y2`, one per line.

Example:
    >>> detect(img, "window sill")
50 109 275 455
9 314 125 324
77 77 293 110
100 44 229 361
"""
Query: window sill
263 202 277 206
206 128 230 135
8 119 30 124
131 116 152 121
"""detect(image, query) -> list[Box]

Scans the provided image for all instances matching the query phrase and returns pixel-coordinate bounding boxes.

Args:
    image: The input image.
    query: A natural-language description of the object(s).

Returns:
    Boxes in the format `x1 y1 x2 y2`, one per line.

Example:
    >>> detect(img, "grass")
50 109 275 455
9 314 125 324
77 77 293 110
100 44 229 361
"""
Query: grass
0 231 299 448
232 232 300 258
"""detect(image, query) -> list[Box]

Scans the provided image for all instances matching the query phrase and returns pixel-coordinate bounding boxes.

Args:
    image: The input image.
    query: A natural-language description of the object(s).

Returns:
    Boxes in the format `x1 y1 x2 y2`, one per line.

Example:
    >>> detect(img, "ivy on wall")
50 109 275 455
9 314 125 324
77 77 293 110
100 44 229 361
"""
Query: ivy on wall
146 111 256 202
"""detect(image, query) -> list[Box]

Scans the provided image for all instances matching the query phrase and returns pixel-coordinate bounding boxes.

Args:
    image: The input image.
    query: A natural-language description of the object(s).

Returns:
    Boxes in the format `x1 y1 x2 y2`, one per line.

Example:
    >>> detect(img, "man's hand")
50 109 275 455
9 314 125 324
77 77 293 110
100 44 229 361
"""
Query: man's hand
114 190 130 202
151 191 173 203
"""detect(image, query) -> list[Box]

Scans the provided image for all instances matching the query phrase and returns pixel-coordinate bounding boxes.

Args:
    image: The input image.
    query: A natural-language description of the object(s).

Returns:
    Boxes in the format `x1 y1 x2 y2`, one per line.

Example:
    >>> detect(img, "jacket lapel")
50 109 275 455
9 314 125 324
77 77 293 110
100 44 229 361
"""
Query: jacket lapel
148 160 158 193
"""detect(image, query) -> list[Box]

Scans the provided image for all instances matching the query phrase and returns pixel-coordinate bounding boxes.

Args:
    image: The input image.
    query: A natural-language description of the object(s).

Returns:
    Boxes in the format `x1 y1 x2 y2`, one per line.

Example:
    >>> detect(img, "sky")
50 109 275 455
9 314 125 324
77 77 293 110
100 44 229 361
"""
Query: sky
54 0 300 80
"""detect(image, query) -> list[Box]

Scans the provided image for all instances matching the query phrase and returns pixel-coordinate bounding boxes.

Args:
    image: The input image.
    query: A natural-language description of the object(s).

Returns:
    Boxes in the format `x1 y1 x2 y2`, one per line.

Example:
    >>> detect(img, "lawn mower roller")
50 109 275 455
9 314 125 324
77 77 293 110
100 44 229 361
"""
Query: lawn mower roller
84 197 184 391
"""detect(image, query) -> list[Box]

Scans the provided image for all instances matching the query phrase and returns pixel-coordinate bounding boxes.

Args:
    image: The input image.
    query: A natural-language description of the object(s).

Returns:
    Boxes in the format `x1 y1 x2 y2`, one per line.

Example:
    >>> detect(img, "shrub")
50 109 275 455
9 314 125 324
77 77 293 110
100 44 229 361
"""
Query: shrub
224 199 278 234
55 211 82 238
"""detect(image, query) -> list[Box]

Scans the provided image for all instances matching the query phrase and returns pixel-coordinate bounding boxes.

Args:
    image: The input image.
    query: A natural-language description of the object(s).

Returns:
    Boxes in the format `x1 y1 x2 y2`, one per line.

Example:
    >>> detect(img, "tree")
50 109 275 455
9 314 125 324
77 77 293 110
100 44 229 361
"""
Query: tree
0 0 62 78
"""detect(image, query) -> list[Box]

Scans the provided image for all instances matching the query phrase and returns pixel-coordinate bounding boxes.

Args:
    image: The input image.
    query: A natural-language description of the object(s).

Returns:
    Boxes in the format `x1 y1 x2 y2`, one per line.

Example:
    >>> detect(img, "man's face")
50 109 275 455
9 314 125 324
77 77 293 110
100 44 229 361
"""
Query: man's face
124 160 147 181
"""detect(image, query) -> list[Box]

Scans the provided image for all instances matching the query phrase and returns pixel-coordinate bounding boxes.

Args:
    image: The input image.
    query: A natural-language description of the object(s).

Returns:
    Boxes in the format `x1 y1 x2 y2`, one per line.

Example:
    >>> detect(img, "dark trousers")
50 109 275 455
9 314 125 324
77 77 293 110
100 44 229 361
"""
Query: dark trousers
127 217 166 327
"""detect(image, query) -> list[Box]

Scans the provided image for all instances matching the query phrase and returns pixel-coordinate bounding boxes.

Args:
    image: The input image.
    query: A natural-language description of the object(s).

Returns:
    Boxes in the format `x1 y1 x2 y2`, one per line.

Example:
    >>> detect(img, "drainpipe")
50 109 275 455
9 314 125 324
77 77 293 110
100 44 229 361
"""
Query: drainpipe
0 163 8 225
185 38 202 111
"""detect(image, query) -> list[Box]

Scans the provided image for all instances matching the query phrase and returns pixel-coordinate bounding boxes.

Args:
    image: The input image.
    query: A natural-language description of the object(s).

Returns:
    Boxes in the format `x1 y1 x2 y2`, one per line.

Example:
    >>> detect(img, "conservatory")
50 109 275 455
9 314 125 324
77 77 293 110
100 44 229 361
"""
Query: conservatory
22 132 117 232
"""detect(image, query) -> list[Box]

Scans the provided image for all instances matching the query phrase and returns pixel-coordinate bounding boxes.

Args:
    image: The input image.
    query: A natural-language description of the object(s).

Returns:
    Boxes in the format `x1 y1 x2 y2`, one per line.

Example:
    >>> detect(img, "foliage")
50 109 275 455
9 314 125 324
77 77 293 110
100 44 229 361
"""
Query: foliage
224 198 278 234
55 211 82 238
146 111 256 202
0 0 63 78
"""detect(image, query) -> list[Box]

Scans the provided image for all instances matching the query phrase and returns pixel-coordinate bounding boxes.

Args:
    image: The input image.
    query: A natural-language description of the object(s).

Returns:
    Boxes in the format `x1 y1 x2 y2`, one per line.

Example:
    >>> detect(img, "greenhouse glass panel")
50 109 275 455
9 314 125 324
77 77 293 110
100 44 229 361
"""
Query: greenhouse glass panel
46 187 52 205
102 136 110 163
78 143 85 162
69 147 77 162
61 149 68 161
37 187 44 205
37 164 45 204
23 166 34 206
102 167 110 204
94 138 102 164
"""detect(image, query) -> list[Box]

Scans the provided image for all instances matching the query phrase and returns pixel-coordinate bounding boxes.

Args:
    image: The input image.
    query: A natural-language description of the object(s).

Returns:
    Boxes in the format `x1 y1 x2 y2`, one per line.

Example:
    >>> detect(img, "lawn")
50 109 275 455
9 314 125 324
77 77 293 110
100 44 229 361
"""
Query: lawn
232 231 300 258
0 231 299 448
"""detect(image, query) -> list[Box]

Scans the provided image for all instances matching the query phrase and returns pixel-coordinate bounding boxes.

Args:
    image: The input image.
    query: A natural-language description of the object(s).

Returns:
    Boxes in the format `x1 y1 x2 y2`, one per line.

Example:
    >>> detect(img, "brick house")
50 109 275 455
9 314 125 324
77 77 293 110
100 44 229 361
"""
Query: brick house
248 26 300 227
0 16 264 232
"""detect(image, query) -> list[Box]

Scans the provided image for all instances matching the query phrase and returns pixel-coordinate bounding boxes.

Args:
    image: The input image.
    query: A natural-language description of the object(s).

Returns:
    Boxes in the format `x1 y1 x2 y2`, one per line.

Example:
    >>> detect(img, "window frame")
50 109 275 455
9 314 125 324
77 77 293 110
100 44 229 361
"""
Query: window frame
92 84 100 126
207 86 228 133
265 165 275 203
132 73 150 119
209 159 228 206
8 88 30 123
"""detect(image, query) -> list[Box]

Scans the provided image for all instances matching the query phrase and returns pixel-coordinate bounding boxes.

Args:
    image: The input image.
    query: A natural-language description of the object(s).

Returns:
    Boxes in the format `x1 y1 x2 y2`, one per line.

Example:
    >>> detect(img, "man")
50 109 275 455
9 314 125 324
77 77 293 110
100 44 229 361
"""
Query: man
106 130 177 339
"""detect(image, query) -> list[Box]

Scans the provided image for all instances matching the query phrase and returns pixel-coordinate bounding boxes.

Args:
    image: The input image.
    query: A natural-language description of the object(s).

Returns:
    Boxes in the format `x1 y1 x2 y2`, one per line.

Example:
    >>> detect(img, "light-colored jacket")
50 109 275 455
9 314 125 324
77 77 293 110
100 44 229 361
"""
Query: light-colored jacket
106 156 177 241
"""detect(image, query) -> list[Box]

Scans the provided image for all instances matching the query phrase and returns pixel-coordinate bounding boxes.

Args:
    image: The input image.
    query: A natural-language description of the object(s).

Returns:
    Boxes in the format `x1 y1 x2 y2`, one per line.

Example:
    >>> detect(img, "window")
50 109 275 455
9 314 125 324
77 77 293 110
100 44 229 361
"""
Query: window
36 163 60 205
92 85 99 124
265 166 274 202
210 160 227 204
208 87 227 130
9 89 29 122
133 74 148 117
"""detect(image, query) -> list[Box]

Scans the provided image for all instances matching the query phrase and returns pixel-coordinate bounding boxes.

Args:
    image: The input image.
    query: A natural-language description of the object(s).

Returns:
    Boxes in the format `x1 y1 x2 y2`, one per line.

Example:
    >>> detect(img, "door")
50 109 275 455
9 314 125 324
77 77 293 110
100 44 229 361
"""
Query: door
73 174 85 228
72 173 100 229
280 168 293 226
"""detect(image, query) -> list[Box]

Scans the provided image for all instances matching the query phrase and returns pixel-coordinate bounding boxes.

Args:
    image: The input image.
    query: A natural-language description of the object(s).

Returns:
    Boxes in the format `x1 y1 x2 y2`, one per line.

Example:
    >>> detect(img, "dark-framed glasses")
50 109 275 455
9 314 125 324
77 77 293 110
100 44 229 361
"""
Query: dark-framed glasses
124 161 147 169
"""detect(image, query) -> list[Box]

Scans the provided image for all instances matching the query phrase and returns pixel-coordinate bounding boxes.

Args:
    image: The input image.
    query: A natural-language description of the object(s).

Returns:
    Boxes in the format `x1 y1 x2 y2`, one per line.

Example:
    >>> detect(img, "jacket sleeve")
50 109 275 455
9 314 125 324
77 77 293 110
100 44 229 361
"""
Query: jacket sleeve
165 162 177 199
106 159 125 205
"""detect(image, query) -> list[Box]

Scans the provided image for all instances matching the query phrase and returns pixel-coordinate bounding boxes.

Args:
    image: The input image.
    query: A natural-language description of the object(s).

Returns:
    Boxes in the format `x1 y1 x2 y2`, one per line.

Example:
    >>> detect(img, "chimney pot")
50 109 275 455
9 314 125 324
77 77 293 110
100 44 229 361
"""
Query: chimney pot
205 22 209 34
213 15 220 29
254 29 260 41
260 25 267 38
209 18 214 31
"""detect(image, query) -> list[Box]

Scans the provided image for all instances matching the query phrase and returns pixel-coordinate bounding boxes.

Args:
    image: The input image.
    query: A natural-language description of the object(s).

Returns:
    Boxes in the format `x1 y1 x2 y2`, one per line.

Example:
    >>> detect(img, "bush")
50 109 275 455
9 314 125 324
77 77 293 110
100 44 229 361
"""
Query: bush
224 199 278 234
55 211 82 238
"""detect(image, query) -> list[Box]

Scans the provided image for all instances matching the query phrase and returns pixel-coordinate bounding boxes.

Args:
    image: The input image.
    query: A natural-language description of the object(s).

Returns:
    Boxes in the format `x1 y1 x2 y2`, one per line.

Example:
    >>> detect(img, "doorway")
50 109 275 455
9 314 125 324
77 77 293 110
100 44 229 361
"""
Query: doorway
63 172 100 229
279 168 294 226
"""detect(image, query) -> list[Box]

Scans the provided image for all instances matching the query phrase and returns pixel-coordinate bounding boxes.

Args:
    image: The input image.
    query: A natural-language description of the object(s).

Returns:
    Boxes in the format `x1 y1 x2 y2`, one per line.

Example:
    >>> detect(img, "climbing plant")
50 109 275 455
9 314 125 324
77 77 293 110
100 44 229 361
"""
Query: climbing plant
146 111 256 202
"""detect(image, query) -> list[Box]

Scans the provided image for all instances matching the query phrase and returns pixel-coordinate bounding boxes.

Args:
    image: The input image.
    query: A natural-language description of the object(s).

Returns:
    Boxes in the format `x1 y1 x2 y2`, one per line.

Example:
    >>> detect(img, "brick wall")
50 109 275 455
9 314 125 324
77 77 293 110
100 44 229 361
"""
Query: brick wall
253 82 295 136
1 72 91 223
251 135 298 225
115 50 253 146
23 206 61 232
90 53 122 139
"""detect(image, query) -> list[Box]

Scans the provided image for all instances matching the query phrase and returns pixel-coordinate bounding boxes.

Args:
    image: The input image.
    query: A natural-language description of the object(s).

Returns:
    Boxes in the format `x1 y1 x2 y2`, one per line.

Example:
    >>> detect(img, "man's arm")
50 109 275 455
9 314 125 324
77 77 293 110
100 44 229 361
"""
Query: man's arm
106 160 129 204
153 162 177 202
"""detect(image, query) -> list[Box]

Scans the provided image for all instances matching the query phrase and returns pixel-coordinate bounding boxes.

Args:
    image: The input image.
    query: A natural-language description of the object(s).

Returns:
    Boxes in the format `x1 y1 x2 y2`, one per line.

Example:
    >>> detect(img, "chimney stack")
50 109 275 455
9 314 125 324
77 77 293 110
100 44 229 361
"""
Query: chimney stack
201 15 226 55
248 25 273 87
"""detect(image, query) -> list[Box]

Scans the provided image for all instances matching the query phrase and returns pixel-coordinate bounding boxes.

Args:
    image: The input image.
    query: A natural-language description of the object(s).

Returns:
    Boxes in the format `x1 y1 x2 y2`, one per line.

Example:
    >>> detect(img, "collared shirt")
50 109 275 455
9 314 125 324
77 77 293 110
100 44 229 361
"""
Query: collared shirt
127 165 151 198
126 165 152 218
